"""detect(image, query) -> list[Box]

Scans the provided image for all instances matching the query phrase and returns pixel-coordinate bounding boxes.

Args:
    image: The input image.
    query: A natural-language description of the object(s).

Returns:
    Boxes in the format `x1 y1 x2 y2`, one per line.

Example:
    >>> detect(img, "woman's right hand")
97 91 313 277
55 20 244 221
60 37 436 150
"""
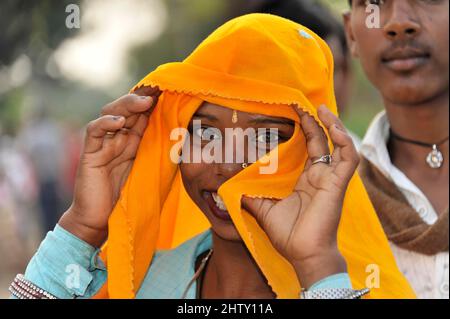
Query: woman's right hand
59 86 161 247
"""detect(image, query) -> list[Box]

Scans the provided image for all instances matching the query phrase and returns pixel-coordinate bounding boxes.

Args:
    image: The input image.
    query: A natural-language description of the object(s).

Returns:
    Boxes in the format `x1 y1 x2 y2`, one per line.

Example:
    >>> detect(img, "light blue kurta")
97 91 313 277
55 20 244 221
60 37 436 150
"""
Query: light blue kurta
15 225 351 299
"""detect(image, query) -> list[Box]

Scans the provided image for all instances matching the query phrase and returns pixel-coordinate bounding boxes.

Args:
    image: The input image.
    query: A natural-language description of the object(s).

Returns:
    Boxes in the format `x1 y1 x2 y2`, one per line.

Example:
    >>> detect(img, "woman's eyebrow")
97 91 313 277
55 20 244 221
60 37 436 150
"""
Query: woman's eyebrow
192 112 218 121
249 116 294 126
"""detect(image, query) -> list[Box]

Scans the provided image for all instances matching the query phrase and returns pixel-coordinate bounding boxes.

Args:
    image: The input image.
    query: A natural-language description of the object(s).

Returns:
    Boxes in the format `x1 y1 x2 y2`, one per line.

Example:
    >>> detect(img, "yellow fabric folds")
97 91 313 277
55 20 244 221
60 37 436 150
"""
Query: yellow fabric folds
96 14 415 299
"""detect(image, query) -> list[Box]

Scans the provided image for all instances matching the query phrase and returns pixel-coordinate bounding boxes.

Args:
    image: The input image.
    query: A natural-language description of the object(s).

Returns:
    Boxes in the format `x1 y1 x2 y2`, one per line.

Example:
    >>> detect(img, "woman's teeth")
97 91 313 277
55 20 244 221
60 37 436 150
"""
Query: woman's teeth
211 192 227 211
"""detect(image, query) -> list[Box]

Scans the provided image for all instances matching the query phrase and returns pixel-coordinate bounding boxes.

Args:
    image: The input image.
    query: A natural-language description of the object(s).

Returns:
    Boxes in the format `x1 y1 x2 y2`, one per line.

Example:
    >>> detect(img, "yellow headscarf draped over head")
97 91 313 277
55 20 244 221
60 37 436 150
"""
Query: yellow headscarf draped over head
95 14 415 299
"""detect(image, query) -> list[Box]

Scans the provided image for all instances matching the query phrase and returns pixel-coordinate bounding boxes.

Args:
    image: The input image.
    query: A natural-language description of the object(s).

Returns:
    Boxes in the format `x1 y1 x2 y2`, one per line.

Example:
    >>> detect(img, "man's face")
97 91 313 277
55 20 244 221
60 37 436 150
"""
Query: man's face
344 0 449 105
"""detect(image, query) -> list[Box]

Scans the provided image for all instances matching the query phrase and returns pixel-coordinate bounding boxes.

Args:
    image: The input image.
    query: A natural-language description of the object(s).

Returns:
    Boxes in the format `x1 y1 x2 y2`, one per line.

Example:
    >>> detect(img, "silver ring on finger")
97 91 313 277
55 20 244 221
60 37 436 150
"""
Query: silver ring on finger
105 131 116 137
311 154 332 166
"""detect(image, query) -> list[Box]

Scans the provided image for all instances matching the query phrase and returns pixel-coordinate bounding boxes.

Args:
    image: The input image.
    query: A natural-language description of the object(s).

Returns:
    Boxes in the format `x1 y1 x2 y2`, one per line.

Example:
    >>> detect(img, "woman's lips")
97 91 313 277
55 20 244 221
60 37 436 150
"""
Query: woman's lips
202 191 232 222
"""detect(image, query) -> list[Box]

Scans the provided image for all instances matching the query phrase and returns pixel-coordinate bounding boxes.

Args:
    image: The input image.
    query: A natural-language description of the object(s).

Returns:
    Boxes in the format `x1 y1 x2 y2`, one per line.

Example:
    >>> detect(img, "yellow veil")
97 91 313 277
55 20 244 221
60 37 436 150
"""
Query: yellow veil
95 14 415 299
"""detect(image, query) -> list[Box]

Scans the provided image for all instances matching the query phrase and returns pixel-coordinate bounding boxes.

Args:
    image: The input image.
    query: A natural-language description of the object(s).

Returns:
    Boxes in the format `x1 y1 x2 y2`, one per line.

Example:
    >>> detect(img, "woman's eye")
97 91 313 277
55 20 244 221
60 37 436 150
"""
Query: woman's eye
255 131 280 145
365 0 385 5
194 127 221 141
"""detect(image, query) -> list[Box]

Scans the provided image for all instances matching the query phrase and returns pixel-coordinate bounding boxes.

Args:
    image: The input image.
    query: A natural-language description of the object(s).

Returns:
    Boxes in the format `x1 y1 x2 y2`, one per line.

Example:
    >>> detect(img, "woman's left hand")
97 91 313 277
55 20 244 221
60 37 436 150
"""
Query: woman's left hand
241 105 360 288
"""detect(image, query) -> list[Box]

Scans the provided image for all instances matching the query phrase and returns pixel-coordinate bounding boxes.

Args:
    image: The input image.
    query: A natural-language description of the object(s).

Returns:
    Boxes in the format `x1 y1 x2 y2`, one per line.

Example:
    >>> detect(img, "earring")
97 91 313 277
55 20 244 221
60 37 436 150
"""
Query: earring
232 110 238 123
241 162 248 169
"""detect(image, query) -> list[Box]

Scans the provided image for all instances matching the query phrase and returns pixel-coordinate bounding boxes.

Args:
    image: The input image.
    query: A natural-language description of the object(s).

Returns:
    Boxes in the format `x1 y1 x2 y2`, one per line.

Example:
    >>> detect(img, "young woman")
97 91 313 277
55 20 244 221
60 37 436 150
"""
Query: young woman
10 14 415 299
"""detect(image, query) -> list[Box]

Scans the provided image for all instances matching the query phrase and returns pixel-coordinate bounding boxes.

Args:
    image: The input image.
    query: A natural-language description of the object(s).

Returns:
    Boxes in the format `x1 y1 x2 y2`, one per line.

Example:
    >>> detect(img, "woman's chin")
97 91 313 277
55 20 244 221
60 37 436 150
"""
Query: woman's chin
210 223 243 242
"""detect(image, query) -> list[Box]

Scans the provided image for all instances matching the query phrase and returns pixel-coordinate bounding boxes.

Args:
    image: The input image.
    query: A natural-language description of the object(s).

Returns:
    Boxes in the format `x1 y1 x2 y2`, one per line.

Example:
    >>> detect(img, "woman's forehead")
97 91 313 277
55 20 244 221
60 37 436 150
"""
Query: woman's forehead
195 101 297 124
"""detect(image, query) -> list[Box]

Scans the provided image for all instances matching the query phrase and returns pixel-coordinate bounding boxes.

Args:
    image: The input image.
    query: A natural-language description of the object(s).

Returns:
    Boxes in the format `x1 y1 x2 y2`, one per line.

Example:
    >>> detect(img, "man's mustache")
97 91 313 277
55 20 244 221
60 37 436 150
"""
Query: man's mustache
381 40 431 62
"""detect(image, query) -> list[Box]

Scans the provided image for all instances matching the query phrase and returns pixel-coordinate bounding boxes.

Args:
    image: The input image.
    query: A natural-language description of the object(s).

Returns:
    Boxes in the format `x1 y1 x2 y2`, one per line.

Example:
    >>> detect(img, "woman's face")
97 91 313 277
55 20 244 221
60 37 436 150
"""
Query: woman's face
179 102 295 242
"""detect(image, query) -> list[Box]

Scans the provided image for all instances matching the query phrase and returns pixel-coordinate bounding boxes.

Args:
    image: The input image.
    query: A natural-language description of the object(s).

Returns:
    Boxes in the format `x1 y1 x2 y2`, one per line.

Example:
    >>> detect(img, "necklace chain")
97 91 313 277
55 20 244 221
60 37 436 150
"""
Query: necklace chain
181 248 213 299
390 129 449 148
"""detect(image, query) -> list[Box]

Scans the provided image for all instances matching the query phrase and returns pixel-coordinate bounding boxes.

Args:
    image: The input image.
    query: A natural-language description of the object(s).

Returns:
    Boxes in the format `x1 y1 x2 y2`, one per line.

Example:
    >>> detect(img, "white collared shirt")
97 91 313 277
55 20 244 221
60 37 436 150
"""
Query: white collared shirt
361 111 449 299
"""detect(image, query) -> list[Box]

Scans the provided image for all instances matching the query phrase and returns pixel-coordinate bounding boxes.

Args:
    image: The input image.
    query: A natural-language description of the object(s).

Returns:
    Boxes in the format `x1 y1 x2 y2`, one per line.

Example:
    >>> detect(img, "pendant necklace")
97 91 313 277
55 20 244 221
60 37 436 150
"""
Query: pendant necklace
390 129 449 169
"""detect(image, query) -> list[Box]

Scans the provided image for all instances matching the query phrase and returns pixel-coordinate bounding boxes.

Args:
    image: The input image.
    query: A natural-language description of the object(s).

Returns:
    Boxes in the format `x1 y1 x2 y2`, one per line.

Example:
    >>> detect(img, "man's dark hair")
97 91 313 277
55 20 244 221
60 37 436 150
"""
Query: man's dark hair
251 0 348 56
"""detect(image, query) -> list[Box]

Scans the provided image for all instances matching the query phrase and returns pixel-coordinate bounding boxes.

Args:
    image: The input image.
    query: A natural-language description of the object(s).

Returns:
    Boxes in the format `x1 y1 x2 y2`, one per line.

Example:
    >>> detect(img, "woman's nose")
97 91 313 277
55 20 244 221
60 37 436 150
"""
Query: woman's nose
213 162 243 180
214 136 248 179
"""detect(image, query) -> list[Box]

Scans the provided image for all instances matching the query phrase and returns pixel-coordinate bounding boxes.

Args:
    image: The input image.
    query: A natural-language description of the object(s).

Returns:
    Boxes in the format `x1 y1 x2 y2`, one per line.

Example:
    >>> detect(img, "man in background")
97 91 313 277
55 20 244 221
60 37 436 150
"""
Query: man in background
344 0 449 298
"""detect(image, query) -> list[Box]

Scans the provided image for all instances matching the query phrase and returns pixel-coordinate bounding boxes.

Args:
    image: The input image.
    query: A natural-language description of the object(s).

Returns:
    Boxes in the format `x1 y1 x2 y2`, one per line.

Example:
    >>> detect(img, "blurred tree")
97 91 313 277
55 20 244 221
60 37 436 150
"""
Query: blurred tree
0 0 85 135
0 0 81 66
